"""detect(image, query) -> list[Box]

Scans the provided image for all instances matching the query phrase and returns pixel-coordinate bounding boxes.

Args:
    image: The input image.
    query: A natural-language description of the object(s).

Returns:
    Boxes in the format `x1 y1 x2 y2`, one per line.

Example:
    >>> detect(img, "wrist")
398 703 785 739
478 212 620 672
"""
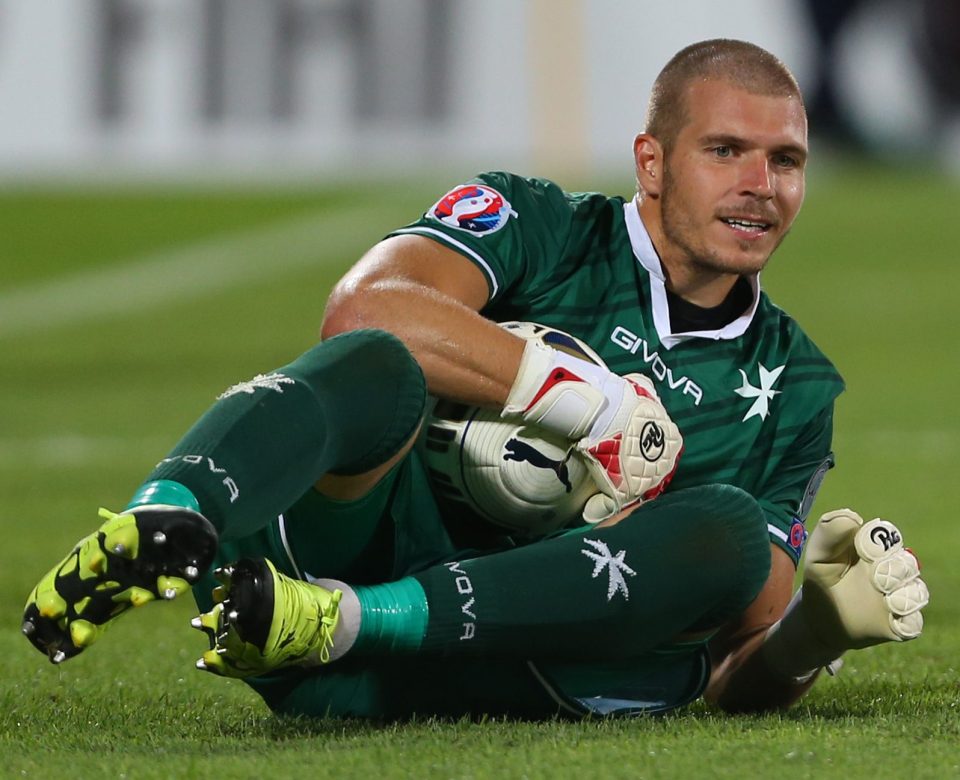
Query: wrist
502 339 610 439
762 588 843 682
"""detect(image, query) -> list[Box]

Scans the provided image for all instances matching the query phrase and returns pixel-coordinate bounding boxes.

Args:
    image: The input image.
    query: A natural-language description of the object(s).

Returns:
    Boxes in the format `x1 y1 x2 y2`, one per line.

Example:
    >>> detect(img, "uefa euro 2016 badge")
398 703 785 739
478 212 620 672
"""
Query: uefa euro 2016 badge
788 516 808 556
429 184 518 235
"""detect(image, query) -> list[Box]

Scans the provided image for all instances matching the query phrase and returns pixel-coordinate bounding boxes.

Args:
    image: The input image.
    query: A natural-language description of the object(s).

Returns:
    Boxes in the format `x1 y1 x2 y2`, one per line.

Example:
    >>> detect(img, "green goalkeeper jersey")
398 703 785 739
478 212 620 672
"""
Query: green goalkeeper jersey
390 172 845 565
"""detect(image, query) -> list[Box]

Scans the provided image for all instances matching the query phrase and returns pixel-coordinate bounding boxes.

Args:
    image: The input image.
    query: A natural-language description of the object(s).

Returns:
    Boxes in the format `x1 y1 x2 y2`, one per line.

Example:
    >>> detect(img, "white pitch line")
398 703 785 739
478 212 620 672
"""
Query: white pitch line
0 203 370 340
837 429 958 460
0 434 171 468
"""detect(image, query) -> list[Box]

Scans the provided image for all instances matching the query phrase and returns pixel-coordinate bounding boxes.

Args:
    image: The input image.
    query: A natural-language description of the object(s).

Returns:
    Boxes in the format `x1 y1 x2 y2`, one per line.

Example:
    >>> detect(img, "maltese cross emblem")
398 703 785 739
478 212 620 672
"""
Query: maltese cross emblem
734 363 786 422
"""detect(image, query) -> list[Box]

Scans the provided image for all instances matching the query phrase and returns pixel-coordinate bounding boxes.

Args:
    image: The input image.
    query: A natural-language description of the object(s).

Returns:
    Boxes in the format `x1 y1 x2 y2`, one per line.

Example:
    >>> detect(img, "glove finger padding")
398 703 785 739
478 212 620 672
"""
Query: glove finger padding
804 511 929 649
887 578 928 639
803 509 864 584
578 374 683 523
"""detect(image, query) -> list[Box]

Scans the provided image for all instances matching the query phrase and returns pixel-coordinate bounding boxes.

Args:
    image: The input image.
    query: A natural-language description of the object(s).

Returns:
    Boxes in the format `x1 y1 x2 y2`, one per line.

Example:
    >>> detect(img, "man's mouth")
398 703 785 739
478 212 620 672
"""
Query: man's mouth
719 216 774 236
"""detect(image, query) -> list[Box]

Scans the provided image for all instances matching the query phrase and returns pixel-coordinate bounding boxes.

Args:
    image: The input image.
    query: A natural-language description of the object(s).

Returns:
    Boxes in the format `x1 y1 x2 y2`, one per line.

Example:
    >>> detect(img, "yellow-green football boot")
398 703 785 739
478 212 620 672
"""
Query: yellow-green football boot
23 505 218 664
192 558 342 678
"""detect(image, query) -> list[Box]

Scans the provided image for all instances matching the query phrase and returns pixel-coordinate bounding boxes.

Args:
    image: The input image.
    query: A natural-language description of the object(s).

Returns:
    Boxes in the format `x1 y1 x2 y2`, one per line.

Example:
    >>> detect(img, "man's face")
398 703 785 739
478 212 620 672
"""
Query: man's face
657 79 808 277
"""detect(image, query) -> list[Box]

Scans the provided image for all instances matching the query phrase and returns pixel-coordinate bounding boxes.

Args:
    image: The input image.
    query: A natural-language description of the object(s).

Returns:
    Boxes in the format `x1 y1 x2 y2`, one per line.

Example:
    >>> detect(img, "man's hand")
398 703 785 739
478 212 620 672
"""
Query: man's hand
764 509 929 680
576 373 683 522
803 509 928 648
502 338 683 522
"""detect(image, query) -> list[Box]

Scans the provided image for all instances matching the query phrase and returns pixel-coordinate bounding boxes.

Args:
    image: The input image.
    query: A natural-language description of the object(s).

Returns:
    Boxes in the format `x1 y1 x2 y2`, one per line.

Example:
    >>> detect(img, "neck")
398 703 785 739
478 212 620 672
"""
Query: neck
637 196 740 308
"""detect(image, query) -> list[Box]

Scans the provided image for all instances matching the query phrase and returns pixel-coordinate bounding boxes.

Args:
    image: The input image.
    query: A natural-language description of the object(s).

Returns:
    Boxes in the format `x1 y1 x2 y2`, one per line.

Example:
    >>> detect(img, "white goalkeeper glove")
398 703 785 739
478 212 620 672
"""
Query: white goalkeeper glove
502 337 683 523
764 509 929 682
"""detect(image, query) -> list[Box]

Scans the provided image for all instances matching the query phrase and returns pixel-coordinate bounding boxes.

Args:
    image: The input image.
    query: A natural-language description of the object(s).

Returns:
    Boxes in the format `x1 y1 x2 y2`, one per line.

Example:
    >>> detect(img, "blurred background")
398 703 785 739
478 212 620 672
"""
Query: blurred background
0 0 958 181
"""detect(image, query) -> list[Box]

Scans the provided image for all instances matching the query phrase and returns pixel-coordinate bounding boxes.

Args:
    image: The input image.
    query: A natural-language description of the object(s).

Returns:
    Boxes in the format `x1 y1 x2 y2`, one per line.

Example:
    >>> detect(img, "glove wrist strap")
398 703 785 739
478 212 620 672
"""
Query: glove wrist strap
763 588 844 682
502 340 609 439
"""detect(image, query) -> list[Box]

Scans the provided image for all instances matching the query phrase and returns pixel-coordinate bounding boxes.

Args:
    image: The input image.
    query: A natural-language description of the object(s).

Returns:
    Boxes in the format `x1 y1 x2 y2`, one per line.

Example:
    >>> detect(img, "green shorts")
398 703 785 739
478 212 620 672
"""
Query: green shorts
194 450 710 719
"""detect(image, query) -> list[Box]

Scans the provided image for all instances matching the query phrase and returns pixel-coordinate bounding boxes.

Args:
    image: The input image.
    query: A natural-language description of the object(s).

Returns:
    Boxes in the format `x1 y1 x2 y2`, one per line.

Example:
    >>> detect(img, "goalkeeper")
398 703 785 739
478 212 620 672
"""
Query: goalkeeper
23 39 928 718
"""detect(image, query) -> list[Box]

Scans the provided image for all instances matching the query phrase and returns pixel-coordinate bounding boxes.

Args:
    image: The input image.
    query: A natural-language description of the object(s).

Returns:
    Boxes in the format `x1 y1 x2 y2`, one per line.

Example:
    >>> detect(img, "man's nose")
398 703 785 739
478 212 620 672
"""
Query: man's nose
739 154 775 198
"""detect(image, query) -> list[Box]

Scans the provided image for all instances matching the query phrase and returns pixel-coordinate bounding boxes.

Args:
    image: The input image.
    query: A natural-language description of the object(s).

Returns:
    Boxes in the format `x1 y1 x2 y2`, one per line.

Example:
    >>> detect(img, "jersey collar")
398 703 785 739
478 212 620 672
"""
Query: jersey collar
624 197 761 350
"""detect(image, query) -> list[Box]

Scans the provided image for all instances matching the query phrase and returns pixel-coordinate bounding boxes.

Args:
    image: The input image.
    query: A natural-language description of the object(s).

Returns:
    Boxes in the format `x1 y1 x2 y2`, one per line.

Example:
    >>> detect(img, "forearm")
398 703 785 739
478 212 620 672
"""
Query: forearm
704 545 818 713
321 235 524 407
706 625 819 713
323 277 523 406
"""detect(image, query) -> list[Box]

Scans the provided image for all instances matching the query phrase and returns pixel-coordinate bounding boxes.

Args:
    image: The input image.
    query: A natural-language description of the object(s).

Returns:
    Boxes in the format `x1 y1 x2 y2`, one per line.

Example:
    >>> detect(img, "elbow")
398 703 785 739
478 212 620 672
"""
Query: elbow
320 281 359 340
320 274 384 340
321 274 414 344
321 235 424 341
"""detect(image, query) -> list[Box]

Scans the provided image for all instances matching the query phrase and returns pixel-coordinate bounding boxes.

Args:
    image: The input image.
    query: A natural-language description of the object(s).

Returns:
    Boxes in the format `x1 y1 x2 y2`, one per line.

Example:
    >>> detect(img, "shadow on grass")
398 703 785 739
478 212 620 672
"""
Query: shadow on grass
229 674 960 744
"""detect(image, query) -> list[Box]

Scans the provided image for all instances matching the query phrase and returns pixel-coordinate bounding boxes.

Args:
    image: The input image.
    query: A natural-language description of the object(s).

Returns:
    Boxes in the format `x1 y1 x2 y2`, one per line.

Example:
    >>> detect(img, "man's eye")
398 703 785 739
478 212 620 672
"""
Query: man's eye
714 146 732 158
775 154 798 168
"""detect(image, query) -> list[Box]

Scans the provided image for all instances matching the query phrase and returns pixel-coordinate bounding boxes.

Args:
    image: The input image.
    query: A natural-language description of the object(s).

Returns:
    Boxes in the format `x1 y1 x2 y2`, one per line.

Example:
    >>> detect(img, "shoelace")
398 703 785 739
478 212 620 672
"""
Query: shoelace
315 590 342 664
277 575 342 665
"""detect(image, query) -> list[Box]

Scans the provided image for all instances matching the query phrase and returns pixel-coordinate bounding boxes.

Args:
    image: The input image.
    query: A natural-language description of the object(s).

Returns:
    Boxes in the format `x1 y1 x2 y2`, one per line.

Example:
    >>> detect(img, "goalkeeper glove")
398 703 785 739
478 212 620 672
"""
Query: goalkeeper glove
763 509 929 682
502 337 683 522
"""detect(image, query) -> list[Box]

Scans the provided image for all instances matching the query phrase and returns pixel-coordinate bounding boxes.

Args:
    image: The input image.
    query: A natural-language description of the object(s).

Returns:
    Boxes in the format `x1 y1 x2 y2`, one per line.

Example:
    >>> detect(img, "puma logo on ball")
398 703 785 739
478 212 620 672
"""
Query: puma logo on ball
503 439 573 493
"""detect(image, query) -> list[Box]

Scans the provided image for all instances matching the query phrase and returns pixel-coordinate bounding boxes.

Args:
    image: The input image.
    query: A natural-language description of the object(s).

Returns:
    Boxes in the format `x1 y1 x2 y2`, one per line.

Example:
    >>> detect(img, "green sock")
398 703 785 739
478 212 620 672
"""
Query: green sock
128 330 425 540
126 479 200 512
410 485 771 660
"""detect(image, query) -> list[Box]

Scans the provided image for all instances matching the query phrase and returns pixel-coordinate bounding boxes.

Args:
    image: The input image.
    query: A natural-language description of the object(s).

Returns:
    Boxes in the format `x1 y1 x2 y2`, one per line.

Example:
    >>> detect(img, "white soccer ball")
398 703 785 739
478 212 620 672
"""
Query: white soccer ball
422 321 602 536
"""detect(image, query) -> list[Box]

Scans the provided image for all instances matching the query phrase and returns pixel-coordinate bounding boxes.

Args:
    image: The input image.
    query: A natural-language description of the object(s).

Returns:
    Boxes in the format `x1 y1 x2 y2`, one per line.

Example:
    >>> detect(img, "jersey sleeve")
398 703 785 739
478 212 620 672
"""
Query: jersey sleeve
757 404 836 567
386 171 577 305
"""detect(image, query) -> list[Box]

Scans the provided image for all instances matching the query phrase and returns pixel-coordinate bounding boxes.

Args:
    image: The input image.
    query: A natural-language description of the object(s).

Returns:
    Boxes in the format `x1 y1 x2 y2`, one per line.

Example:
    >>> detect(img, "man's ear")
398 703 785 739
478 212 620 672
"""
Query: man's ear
633 133 663 197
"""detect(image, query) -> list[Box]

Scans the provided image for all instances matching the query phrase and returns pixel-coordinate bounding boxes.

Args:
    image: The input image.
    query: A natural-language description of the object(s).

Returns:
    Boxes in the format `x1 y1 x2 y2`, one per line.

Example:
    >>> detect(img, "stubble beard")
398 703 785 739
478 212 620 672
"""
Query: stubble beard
660 167 786 277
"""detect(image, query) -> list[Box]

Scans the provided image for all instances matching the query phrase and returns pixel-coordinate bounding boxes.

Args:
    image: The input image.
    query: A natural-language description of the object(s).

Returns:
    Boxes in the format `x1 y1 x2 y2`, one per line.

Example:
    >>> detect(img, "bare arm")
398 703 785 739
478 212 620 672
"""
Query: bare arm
321 234 524 407
704 545 818 712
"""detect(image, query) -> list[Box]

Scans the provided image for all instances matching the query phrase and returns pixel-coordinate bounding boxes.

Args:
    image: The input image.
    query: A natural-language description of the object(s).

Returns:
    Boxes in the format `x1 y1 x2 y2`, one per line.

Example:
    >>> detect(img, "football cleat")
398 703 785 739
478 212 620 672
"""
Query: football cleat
192 558 342 678
22 505 218 664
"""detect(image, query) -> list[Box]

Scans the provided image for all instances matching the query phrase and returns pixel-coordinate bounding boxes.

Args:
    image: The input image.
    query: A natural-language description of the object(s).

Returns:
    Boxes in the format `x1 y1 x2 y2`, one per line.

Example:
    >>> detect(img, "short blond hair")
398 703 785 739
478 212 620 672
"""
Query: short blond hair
646 39 804 153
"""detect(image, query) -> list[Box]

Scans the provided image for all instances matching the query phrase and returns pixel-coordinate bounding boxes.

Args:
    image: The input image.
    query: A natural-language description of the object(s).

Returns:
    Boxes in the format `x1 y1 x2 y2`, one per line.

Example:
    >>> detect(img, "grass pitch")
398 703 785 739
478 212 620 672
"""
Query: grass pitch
1 166 958 779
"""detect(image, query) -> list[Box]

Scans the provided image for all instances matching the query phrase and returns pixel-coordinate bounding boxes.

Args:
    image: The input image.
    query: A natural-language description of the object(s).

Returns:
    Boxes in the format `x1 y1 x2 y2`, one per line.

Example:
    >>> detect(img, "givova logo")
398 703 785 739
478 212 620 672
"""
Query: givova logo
443 561 477 641
610 326 704 406
155 455 239 503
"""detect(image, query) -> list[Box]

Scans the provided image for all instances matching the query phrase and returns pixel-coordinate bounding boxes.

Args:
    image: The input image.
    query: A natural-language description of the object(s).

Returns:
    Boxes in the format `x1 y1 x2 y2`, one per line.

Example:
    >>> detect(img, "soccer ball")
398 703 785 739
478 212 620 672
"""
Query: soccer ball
422 322 602 536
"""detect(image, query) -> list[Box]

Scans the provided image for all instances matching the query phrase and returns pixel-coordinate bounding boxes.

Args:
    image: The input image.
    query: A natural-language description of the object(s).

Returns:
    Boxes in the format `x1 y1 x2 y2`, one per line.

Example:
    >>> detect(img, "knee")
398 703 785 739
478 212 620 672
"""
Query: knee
694 484 771 611
693 482 768 558
641 484 771 608
674 484 766 544
287 329 426 431
291 330 426 475
297 328 423 387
